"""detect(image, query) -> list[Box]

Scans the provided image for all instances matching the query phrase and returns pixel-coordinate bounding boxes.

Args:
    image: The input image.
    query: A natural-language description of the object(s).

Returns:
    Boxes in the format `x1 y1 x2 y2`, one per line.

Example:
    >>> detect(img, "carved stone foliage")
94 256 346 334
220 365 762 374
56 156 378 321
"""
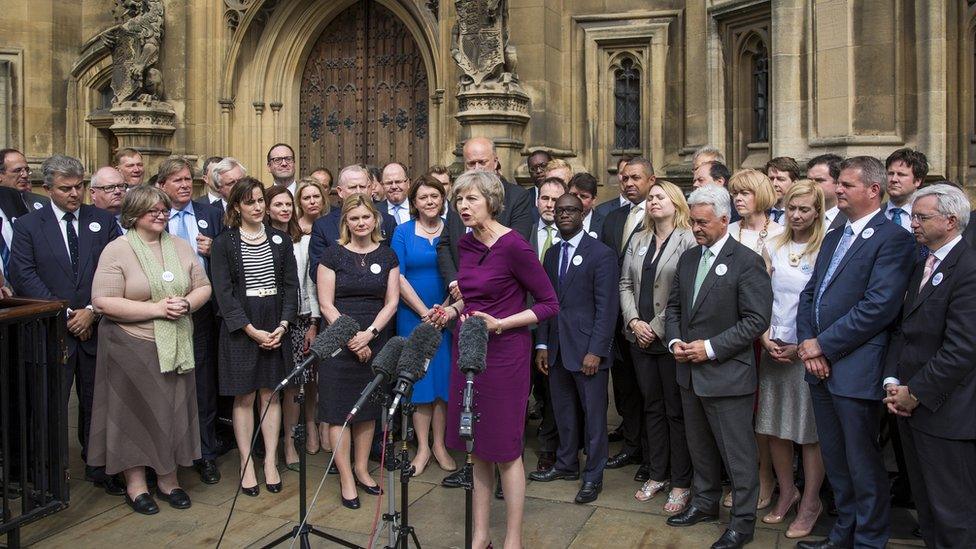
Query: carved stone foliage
104 0 165 104
224 0 280 31
451 0 519 89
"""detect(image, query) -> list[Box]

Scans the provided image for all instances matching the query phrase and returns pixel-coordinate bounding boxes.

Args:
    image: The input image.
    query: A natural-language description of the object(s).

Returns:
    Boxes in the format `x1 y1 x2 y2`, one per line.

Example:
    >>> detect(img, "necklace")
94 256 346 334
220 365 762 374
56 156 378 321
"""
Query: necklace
347 244 372 266
787 241 802 267
240 225 265 242
418 219 442 235
739 216 770 253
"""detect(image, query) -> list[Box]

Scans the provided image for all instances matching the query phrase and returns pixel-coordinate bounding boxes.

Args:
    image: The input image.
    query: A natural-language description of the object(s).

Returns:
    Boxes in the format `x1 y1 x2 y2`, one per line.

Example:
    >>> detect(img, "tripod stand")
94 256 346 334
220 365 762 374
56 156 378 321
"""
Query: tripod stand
261 384 362 549
381 400 422 549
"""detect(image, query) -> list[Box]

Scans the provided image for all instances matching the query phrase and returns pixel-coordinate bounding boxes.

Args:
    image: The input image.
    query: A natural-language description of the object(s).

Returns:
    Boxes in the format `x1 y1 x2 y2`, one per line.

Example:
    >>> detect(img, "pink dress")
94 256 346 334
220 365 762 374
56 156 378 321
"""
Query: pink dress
445 231 559 462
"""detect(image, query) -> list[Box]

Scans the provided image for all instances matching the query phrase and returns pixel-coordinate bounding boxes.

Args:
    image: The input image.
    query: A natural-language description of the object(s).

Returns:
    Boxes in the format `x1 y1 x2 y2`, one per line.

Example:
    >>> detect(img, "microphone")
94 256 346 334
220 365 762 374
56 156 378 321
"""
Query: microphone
275 315 360 391
457 316 488 440
346 336 406 421
387 323 442 417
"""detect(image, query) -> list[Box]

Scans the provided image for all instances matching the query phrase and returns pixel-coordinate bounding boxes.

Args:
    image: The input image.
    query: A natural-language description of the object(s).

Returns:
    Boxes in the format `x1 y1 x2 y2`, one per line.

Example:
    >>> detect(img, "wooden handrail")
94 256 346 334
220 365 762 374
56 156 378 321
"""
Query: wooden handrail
0 298 68 322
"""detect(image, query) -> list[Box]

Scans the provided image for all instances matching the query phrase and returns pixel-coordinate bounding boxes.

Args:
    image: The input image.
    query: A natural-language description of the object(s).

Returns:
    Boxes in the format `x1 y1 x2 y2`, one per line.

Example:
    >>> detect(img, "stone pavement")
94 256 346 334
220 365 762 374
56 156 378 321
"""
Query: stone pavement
15 399 925 548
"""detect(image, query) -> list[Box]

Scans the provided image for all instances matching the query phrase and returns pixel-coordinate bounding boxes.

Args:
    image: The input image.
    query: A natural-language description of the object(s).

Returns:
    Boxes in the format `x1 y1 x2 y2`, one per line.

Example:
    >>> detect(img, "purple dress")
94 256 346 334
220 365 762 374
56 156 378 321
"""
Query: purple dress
445 231 559 462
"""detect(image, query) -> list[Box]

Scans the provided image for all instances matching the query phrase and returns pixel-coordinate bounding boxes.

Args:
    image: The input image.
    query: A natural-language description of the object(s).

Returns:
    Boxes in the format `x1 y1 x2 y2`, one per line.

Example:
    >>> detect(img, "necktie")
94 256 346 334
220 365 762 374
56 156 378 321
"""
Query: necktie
558 241 570 284
771 208 784 223
172 209 191 243
692 248 713 305
815 225 855 326
63 211 79 279
0 218 9 277
622 204 642 252
392 204 403 224
918 254 938 291
890 207 904 228
540 225 554 261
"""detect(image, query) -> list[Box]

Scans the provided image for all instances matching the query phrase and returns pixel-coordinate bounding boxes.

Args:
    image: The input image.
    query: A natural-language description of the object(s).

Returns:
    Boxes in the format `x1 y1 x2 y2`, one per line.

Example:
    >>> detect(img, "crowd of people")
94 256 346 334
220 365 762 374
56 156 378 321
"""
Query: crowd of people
0 137 974 549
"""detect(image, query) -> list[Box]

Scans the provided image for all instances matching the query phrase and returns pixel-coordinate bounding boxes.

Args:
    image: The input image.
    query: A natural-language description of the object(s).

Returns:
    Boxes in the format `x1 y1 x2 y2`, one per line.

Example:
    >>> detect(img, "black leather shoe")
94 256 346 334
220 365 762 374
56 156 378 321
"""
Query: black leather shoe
441 469 469 488
266 481 282 493
608 427 624 442
528 468 579 482
666 505 719 527
574 481 602 504
155 487 191 509
536 451 555 471
912 526 922 538
356 479 382 496
125 492 159 515
196 459 220 484
711 529 753 549
101 475 127 496
342 495 361 509
605 450 641 469
795 539 850 549
241 484 259 497
634 464 650 483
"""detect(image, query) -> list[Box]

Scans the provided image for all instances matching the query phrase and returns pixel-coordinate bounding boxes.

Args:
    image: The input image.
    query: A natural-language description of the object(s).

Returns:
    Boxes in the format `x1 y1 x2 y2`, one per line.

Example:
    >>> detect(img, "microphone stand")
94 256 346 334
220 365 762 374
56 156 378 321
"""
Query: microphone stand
383 395 423 549
459 372 479 549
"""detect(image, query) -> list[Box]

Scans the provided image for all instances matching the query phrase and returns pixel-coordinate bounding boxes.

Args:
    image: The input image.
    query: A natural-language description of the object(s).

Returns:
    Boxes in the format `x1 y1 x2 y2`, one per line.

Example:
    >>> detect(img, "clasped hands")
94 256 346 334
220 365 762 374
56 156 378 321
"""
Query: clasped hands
798 338 830 380
883 384 918 417
762 335 797 365
347 330 375 363
67 307 98 341
672 340 708 363
246 322 286 351
628 319 657 349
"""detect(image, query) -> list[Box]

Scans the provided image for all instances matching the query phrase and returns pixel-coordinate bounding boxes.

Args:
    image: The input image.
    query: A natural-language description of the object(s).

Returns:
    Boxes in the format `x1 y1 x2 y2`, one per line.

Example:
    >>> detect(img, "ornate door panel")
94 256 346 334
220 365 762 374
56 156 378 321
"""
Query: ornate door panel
300 1 429 178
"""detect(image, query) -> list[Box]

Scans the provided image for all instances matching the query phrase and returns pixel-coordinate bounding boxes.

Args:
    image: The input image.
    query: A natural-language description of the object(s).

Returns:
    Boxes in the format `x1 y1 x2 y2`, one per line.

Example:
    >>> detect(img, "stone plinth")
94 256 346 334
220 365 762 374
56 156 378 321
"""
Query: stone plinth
109 100 176 166
455 86 530 177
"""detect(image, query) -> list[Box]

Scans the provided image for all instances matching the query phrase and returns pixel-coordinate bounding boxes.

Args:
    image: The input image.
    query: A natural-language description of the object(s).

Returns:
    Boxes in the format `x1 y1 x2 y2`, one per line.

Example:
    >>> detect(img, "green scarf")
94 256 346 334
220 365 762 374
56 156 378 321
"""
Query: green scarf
128 231 194 374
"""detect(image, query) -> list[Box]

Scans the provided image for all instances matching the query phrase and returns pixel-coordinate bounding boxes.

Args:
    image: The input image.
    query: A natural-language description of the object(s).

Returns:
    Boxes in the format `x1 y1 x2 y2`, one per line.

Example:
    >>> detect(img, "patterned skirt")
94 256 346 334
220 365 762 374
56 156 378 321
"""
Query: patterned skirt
288 314 318 386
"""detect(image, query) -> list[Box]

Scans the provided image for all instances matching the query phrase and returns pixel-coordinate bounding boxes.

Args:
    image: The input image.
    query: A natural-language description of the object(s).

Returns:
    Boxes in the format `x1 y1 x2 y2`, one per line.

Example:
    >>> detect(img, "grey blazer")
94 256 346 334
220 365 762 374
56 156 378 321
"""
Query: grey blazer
664 235 772 397
619 227 696 344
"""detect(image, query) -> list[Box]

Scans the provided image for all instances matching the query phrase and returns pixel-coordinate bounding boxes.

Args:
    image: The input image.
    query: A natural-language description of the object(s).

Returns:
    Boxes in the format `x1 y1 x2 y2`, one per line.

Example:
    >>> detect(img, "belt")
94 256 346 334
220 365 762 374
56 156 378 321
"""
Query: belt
245 287 278 297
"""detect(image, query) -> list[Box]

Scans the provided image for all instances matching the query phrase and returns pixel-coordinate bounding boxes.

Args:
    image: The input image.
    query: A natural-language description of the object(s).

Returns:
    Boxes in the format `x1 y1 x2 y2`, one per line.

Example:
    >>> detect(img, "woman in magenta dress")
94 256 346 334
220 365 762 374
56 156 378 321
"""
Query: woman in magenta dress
432 170 558 549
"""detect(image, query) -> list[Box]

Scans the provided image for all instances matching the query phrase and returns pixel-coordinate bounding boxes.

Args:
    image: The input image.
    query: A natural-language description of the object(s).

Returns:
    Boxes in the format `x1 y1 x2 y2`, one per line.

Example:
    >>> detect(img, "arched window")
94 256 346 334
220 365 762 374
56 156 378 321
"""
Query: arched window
614 57 640 150
752 43 769 143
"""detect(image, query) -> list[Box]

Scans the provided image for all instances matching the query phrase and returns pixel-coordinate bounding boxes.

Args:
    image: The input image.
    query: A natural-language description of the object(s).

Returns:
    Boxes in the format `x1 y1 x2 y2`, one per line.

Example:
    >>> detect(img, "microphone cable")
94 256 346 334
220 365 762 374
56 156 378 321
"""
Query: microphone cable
287 419 350 549
365 421 390 549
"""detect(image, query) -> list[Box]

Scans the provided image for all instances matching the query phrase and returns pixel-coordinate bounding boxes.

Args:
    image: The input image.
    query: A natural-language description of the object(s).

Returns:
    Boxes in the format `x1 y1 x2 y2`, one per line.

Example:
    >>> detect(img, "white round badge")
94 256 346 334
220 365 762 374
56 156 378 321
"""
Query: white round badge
862 228 875 239
800 263 813 275
88 222 101 232
161 271 175 282
197 219 209 229
715 264 728 276
589 231 598 238
370 263 382 274
572 255 583 266
271 234 283 245
932 272 944 286
638 246 648 257
33 202 42 210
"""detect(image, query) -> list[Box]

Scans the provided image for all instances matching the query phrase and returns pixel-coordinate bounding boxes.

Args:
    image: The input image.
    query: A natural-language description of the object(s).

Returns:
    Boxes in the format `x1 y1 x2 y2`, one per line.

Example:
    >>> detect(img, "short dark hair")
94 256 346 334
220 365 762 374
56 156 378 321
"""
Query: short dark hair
765 156 802 181
567 172 598 196
266 143 295 164
225 177 266 228
806 153 843 181
624 157 655 178
539 177 568 194
527 149 552 163
202 156 224 174
114 147 142 165
310 166 333 181
0 148 22 172
616 154 635 172
885 148 929 181
840 156 887 191
406 175 447 219
426 164 452 182
707 161 731 184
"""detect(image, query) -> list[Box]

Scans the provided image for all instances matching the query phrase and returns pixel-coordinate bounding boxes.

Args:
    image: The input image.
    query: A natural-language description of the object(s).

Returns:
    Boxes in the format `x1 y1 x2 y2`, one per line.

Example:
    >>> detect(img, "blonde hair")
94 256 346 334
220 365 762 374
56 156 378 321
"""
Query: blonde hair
773 180 826 259
642 180 691 233
728 169 777 214
544 158 573 175
296 179 328 218
338 194 383 245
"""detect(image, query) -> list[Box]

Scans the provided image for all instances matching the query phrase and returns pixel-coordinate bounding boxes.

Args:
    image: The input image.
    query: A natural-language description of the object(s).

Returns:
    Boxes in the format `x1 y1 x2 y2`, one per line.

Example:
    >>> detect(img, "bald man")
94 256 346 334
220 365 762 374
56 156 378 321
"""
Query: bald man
89 167 127 229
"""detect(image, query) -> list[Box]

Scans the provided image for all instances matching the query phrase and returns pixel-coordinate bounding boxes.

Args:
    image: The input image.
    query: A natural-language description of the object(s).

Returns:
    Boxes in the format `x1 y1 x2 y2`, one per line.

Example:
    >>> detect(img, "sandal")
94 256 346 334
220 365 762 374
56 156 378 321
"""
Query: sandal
664 488 691 514
634 479 670 502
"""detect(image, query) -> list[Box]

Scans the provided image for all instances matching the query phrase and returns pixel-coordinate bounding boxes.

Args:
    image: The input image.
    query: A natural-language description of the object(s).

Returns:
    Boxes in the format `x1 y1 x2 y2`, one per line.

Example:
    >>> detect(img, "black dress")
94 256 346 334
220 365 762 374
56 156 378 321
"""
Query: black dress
317 245 398 424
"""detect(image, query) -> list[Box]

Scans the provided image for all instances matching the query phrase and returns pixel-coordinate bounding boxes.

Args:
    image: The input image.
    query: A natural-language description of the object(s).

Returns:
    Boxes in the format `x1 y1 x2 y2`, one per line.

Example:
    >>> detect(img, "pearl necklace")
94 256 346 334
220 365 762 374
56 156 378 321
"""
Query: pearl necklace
418 219 442 235
240 225 266 242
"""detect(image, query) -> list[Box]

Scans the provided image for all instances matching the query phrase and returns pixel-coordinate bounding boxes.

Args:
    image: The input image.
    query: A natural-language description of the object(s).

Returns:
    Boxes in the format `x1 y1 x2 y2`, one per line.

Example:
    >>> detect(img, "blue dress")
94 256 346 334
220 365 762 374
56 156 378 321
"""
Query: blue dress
391 220 451 404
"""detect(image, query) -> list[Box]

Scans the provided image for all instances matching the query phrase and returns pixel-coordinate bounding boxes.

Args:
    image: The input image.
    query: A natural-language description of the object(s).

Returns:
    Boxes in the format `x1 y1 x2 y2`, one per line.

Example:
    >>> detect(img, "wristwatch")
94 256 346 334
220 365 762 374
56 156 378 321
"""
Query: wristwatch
368 325 379 337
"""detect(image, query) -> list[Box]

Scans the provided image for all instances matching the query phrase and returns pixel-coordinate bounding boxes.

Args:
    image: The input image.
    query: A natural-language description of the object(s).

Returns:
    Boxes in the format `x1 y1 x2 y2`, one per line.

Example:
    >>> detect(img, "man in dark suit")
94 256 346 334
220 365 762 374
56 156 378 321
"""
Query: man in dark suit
796 156 917 549
965 209 976 249
525 149 553 206
0 185 28 287
568 172 605 239
593 156 632 219
196 156 246 214
89 167 127 231
882 184 976 548
531 194 618 504
435 137 532 291
156 156 226 484
8 154 123 493
377 161 410 225
807 154 847 231
663 184 771 549
599 157 655 477
1 148 49 211
308 164 397 278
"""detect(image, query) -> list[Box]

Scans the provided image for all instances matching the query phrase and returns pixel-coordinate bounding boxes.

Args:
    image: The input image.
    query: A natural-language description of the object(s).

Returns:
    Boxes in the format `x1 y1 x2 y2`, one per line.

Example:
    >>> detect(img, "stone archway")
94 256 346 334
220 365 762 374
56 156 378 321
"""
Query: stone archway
299 0 430 176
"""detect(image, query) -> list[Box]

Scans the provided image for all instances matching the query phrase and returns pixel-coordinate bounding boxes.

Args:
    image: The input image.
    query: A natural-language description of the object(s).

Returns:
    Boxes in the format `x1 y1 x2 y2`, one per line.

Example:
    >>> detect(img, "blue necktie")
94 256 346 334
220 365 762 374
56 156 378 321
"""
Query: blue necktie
172 209 191 243
63 211 79 279
0 218 9 276
771 208 784 223
889 207 904 228
815 225 855 327
393 204 403 224
558 241 570 285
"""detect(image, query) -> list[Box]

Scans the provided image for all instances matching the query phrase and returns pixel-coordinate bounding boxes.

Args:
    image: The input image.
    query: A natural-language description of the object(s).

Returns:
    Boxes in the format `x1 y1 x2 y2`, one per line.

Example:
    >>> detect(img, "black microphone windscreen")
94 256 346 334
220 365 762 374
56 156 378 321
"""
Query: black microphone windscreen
457 316 488 375
409 323 442 362
396 340 427 380
372 336 405 378
309 315 361 359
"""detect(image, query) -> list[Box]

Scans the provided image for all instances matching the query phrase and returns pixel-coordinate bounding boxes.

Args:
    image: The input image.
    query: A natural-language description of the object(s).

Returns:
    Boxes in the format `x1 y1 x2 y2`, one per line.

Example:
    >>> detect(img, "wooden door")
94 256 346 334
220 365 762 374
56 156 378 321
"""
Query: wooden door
300 1 429 178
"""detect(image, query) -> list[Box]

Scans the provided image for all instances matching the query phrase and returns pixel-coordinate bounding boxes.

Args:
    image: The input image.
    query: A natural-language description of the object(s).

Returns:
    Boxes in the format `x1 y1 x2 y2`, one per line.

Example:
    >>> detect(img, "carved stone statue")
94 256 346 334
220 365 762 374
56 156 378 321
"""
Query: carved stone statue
103 0 165 104
451 0 519 89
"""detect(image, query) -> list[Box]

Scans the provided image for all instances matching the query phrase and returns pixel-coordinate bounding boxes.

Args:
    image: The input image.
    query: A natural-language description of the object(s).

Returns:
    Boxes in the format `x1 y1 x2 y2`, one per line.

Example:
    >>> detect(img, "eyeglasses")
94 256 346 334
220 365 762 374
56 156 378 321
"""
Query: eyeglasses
269 156 294 166
555 206 583 216
6 167 30 175
384 179 409 186
145 209 170 219
529 164 548 174
92 184 127 193
909 213 945 222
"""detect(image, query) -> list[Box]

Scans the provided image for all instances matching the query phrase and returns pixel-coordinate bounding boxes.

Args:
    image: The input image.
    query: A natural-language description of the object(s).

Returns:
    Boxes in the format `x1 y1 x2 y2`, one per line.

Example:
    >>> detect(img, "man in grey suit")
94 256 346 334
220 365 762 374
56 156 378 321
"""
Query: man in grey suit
664 184 772 549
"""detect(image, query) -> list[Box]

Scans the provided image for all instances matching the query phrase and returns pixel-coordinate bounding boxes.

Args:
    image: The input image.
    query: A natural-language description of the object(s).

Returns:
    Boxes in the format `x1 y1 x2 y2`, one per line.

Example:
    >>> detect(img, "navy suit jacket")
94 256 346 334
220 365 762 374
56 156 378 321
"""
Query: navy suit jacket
586 210 605 240
307 206 396 278
9 203 122 354
194 196 225 215
177 200 224 277
0 186 28 219
536 233 618 371
796 210 917 399
594 196 623 219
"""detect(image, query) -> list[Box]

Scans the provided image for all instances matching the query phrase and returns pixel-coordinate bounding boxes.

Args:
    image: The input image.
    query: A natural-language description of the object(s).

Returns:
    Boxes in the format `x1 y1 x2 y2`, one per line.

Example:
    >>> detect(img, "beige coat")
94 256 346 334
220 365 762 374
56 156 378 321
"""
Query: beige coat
619 227 696 343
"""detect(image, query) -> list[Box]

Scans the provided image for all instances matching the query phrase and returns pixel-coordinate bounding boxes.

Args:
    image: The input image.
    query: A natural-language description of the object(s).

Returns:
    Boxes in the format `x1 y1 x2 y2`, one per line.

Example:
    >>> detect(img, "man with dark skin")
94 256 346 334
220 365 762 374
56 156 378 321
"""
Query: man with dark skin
527 150 552 188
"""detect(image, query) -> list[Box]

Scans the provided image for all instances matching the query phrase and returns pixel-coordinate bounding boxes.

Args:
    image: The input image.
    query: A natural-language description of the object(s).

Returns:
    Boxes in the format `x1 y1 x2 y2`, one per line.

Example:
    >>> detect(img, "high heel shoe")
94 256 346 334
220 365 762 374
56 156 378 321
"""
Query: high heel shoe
410 454 432 477
241 484 260 497
355 478 382 496
266 481 283 493
785 500 823 538
762 488 800 524
341 495 361 509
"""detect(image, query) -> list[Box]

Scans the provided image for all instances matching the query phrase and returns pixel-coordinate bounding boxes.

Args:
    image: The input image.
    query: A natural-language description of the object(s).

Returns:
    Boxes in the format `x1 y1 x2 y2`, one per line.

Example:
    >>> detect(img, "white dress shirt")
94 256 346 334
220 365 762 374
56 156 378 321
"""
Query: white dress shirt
824 206 840 228
847 207 882 237
0 207 13 253
885 200 913 232
882 234 963 388
668 231 731 359
618 195 629 208
582 211 593 233
535 229 585 350
49 201 79 261
535 219 560 260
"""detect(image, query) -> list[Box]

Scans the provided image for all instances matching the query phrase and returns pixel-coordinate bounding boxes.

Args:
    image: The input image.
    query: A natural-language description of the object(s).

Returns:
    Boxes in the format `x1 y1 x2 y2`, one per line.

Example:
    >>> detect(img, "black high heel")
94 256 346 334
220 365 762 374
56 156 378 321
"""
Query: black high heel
341 495 361 509
241 483 260 497
355 478 382 496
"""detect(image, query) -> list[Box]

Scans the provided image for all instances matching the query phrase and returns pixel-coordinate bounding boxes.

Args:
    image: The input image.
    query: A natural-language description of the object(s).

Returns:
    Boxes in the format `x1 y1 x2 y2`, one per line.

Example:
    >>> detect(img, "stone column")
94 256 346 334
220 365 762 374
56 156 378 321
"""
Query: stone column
109 100 177 170
218 98 235 155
